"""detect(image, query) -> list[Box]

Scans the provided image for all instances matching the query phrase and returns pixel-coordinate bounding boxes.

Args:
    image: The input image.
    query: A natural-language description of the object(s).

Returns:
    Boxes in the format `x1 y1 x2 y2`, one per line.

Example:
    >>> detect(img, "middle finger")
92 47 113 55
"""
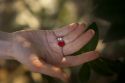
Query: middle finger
64 23 86 43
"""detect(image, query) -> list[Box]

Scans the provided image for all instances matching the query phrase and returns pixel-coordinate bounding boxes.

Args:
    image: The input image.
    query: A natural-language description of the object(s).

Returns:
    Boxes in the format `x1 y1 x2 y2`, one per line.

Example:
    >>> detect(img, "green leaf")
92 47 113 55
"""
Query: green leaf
90 58 114 76
79 63 91 83
73 23 99 83
76 22 99 83
73 22 99 55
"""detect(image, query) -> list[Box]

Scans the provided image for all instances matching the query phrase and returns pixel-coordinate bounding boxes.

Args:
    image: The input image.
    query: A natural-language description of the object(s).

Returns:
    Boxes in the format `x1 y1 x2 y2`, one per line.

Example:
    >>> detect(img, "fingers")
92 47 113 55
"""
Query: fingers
29 55 69 82
53 23 78 36
59 51 99 67
64 23 86 43
15 51 69 82
63 29 95 55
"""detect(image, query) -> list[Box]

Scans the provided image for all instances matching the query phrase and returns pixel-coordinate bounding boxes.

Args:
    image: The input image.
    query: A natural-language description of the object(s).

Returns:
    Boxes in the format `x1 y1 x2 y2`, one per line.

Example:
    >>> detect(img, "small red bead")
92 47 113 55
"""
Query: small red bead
58 41 65 47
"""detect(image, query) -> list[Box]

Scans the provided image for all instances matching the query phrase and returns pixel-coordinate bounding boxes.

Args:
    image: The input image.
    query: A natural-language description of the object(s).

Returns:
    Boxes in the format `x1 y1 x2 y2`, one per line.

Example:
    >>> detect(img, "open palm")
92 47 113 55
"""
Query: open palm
11 23 99 81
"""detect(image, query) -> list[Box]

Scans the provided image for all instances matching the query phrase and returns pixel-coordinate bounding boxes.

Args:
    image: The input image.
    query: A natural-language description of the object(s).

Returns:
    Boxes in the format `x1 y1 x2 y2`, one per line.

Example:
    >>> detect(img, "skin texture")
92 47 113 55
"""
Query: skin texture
0 23 99 82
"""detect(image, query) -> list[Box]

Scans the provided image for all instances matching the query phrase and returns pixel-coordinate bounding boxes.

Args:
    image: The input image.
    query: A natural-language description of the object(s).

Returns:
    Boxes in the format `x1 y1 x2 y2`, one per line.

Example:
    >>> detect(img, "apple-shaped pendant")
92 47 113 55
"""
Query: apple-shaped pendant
57 37 65 47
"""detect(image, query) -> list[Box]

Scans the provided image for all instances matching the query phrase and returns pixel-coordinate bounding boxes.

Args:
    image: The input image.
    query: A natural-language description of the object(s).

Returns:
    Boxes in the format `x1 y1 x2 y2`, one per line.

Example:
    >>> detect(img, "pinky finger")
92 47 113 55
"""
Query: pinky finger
59 51 99 67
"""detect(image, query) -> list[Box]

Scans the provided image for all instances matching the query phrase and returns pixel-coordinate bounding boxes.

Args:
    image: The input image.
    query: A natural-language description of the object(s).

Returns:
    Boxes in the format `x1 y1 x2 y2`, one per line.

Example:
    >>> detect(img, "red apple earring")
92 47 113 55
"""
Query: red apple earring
57 37 65 47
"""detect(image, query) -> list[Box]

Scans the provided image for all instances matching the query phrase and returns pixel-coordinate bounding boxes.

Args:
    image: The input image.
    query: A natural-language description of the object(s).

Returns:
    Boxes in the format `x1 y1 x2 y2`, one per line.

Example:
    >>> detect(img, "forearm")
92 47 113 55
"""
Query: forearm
0 31 14 59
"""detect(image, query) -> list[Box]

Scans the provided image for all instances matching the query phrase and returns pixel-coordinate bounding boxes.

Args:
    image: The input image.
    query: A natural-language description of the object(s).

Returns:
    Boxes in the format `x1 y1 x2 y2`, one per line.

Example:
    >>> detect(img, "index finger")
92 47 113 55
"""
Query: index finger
53 23 78 36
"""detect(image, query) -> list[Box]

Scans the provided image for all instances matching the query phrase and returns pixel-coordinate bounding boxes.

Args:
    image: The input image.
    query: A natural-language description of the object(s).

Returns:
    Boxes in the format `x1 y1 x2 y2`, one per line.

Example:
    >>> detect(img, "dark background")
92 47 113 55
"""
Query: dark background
0 0 125 83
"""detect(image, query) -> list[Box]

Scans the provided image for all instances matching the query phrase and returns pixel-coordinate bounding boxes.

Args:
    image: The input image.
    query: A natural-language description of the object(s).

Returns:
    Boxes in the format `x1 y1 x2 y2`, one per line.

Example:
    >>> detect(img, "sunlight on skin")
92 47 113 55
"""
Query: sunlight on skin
30 54 43 68
29 54 69 82
15 35 31 47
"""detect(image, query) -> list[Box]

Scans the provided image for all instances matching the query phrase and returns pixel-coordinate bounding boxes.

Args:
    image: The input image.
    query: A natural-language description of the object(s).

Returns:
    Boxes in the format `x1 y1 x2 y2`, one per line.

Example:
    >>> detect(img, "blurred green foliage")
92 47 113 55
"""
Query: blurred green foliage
0 0 125 83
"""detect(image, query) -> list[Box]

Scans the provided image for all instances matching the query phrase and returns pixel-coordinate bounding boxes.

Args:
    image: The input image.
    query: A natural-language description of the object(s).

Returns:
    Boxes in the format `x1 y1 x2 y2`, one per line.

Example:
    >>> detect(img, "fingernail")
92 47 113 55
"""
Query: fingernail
69 23 75 26
80 22 86 26
63 73 70 83
89 29 95 35
82 23 86 26
69 23 78 27
94 51 100 58
95 51 100 55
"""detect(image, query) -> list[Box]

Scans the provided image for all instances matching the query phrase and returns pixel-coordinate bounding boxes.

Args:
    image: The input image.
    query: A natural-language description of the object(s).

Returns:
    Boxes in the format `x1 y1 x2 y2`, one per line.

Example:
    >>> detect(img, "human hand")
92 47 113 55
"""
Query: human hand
11 23 99 81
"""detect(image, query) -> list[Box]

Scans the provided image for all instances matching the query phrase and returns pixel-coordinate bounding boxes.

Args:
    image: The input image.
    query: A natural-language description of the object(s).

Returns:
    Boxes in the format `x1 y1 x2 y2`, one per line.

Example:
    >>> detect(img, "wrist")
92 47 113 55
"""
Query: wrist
0 31 14 59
